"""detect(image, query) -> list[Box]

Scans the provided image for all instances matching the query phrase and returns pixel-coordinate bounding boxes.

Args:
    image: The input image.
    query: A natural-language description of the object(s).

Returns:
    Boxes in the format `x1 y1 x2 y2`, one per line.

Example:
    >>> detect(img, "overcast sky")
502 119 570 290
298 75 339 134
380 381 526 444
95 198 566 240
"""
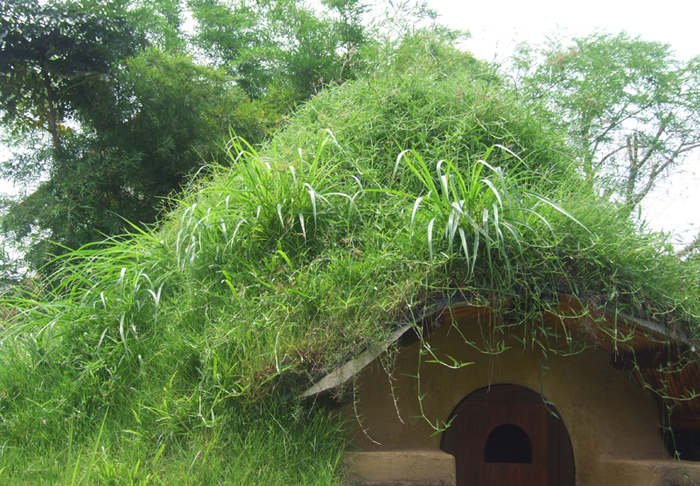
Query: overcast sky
432 0 699 62
425 0 700 245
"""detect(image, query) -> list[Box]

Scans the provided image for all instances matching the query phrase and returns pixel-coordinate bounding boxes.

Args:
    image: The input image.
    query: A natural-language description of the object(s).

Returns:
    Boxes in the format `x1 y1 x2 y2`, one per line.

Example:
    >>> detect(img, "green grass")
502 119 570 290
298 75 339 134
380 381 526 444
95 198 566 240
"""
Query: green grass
1 46 699 483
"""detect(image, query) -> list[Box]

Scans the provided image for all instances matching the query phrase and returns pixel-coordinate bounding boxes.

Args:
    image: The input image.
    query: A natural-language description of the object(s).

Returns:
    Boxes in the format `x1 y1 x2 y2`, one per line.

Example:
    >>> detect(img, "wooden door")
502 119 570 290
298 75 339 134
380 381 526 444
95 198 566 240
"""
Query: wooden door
441 385 575 486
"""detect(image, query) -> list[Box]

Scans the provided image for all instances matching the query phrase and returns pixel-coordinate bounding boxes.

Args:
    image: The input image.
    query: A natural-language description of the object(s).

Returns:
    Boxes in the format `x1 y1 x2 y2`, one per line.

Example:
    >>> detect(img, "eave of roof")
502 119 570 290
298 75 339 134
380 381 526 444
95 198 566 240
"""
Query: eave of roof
301 294 691 399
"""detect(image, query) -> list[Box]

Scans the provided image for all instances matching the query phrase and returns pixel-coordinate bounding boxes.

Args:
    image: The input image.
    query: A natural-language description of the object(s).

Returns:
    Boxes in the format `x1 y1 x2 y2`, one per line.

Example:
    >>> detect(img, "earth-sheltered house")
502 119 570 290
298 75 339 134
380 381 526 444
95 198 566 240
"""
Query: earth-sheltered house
3 52 700 486
303 294 700 486
270 59 700 486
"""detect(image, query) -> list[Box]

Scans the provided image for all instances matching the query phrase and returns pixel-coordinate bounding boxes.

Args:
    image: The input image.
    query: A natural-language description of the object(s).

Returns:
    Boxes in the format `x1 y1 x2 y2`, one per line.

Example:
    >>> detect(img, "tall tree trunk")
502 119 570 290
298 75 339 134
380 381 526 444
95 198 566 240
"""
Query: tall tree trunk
43 68 61 151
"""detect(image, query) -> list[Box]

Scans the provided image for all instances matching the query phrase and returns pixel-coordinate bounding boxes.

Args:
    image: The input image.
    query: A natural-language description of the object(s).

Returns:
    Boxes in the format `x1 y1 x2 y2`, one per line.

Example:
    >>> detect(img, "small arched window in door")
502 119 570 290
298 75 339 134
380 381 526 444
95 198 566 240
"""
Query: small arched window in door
484 423 533 463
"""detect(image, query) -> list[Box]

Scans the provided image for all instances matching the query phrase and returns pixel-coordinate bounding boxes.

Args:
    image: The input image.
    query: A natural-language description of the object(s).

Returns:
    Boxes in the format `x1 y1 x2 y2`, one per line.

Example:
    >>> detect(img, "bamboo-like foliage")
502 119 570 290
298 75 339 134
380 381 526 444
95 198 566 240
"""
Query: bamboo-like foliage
392 147 586 278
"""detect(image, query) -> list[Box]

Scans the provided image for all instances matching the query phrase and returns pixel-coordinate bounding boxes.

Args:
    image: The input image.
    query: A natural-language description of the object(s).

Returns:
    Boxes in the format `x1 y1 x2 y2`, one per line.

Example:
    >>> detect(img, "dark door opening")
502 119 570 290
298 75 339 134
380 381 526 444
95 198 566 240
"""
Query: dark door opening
484 424 533 463
441 385 575 486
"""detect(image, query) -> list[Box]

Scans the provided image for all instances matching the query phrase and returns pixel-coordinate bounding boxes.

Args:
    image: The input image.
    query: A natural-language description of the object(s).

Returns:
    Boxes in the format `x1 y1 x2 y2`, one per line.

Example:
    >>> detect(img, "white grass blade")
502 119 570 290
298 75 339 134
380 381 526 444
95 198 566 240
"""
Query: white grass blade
289 165 297 188
277 203 285 228
392 149 412 179
446 209 459 251
458 227 470 263
428 217 436 261
304 183 319 226
119 313 129 355
299 213 306 240
411 196 423 237
481 178 504 209
525 191 592 233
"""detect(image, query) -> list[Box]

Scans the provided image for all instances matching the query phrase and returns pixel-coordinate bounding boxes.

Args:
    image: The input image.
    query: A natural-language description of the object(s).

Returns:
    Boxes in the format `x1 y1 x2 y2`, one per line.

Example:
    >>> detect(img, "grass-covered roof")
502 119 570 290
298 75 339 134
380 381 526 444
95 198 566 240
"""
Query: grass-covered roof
1 48 699 484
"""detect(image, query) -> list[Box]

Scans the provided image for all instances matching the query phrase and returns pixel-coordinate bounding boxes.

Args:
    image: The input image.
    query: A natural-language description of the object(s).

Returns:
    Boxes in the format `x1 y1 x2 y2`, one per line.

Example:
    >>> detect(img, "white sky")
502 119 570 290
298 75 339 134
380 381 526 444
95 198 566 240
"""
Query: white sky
427 0 700 246
431 0 699 62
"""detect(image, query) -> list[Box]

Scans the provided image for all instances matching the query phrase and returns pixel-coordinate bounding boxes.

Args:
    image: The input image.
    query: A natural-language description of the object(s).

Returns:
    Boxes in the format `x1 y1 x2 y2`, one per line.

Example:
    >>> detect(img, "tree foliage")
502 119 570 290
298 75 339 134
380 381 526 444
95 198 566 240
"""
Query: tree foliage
130 0 189 52
0 0 269 269
512 32 700 214
0 0 469 271
0 0 144 149
2 49 263 268
189 0 368 105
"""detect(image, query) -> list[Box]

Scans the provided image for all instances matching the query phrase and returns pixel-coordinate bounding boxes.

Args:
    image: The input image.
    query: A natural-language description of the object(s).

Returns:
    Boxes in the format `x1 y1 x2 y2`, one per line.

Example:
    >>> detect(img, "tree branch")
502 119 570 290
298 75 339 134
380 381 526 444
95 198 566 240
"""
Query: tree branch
678 233 700 257
42 68 61 151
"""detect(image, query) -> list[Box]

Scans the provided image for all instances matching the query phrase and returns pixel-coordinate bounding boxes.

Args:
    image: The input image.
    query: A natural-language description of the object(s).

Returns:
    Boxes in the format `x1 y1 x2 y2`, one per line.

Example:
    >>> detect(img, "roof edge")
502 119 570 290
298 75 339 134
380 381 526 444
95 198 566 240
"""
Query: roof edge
300 295 678 398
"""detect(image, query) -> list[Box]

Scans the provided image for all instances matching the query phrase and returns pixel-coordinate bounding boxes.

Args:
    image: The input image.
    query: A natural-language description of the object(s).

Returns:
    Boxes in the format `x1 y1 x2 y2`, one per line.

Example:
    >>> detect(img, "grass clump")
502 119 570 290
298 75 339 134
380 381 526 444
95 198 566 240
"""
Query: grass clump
1 50 700 484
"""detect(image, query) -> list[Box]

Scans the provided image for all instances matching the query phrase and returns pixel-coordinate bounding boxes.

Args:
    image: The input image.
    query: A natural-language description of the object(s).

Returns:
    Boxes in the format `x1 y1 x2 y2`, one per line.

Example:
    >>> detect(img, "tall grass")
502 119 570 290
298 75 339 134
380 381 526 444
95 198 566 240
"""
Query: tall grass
1 52 699 484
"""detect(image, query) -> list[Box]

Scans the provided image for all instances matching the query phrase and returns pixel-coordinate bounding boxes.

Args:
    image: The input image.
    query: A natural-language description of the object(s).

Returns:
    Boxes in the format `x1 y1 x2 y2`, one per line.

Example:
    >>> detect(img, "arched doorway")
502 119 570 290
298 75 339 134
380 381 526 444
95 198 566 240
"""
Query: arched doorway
441 385 575 486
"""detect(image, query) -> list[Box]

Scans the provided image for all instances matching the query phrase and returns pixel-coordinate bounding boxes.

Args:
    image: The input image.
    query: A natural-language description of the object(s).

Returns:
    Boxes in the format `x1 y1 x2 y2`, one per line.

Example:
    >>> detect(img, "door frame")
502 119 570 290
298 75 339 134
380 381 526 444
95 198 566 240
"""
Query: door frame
440 384 575 486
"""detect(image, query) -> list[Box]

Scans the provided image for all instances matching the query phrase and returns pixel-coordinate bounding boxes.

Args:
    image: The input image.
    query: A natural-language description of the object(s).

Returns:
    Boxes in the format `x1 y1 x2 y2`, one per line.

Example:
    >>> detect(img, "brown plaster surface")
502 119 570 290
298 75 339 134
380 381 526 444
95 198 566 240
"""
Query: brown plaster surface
344 450 456 486
345 316 673 485
597 459 700 485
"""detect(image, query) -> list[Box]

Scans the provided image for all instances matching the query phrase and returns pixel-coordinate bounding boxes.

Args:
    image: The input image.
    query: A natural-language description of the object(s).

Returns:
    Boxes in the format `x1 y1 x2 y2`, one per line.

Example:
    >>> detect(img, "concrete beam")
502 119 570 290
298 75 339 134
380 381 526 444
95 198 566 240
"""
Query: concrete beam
344 449 456 486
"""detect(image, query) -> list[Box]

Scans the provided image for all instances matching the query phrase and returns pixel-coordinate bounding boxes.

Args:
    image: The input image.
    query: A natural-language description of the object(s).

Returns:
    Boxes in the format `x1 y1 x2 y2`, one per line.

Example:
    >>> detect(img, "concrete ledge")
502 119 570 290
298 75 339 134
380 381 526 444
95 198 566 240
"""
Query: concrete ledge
598 459 700 486
344 449 456 486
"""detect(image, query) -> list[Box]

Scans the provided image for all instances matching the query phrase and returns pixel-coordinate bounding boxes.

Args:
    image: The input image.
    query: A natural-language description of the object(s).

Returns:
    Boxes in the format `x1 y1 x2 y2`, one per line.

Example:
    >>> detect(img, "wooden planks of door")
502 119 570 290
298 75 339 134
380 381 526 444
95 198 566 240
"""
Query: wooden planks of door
441 385 575 486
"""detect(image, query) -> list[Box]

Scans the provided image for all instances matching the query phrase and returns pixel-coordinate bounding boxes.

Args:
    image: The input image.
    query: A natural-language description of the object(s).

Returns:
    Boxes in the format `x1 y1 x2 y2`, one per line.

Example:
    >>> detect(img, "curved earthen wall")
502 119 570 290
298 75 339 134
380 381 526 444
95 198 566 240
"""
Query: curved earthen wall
346 315 671 485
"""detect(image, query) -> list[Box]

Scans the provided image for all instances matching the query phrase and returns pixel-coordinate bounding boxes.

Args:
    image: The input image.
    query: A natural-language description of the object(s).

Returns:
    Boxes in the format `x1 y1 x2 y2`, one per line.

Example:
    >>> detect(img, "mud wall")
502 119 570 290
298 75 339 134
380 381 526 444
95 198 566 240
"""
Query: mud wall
345 315 669 485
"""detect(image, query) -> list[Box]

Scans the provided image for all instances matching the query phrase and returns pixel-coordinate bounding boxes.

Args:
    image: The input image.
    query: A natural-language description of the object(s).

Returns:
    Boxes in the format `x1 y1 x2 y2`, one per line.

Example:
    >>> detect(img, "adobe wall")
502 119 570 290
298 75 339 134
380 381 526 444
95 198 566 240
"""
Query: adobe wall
344 315 679 485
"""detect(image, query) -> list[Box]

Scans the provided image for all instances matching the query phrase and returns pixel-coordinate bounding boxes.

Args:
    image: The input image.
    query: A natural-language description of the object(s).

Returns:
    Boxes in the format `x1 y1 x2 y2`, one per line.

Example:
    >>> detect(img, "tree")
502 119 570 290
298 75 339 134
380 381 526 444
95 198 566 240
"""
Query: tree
130 0 189 52
188 0 368 105
0 0 145 151
0 1 269 269
1 49 264 269
0 0 462 272
512 32 700 214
